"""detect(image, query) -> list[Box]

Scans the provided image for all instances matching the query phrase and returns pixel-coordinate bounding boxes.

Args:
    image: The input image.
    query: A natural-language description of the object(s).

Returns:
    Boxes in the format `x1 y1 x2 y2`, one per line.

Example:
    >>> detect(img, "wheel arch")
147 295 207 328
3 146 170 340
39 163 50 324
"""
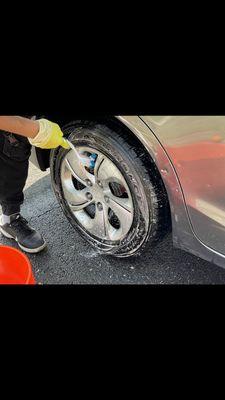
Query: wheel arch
114 116 192 249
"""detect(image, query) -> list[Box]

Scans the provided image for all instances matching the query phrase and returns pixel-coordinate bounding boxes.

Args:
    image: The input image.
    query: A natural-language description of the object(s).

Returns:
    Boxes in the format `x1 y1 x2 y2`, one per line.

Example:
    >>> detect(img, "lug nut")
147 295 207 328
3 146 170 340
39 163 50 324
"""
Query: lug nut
98 180 103 187
86 192 93 201
86 179 92 187
104 196 109 203
97 202 103 211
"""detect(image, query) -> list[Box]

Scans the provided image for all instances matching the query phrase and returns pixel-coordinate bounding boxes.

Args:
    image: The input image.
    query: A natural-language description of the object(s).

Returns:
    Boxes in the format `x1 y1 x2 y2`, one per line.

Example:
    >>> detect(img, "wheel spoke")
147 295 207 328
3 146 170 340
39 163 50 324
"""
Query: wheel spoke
62 182 92 211
97 157 125 185
108 195 133 234
94 153 105 179
65 150 94 186
89 204 110 239
69 187 92 211
70 199 94 211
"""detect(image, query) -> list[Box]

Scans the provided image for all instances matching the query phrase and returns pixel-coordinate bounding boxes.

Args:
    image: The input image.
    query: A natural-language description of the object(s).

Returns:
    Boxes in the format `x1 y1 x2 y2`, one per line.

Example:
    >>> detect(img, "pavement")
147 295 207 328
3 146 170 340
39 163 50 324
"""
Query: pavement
1 163 225 284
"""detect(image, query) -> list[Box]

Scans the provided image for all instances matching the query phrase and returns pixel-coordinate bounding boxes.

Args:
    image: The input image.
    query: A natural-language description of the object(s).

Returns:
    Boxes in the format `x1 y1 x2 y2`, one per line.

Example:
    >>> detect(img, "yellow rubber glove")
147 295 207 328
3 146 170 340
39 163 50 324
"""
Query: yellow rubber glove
28 119 69 149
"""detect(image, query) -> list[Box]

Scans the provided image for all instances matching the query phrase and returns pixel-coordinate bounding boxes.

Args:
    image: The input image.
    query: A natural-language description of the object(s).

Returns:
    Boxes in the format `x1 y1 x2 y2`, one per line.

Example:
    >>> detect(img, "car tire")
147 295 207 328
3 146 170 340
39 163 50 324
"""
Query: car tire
50 120 171 257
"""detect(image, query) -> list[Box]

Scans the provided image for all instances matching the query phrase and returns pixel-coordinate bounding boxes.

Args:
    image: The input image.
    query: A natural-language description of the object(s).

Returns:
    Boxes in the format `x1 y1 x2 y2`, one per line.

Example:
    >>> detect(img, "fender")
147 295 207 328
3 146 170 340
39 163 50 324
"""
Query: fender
116 116 225 268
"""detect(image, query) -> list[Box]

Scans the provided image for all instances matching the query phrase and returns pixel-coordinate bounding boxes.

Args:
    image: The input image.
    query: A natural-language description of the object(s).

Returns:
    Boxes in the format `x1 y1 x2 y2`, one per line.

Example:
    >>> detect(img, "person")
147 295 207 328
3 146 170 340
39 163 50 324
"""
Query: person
0 116 69 253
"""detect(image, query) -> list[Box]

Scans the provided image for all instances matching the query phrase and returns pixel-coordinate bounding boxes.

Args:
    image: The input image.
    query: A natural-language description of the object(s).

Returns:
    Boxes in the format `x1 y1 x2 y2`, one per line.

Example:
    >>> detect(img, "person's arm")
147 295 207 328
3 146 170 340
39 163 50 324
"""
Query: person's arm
0 116 39 138
0 116 69 149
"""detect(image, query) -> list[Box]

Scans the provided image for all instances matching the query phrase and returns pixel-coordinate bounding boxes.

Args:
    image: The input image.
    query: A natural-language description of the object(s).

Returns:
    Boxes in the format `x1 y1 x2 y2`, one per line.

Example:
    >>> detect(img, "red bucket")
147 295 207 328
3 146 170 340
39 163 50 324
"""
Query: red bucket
0 245 36 284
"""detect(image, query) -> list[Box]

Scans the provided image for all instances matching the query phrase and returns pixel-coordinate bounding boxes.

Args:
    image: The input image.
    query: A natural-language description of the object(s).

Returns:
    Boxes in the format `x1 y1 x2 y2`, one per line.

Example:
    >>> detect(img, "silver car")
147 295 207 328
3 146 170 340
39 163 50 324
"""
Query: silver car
31 116 225 268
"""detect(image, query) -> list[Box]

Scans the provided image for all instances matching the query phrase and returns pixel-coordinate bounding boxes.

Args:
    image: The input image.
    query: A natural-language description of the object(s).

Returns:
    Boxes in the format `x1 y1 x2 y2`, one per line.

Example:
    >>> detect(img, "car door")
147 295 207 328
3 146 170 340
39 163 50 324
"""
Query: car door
141 116 225 256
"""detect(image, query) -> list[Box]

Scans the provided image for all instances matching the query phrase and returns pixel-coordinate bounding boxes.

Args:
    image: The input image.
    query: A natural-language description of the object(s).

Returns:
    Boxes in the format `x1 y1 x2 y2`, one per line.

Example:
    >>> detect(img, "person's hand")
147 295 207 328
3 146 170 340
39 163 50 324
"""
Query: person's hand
28 119 69 149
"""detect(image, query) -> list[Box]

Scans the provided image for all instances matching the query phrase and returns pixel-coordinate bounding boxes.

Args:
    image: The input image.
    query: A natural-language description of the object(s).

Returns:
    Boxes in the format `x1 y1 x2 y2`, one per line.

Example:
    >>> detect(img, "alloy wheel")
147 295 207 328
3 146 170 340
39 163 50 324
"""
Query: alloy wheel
60 146 134 241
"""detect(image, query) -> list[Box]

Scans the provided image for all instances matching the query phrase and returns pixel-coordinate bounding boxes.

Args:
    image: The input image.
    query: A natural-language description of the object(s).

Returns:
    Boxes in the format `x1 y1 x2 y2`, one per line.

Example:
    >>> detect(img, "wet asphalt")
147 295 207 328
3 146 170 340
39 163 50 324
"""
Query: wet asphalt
1 164 225 284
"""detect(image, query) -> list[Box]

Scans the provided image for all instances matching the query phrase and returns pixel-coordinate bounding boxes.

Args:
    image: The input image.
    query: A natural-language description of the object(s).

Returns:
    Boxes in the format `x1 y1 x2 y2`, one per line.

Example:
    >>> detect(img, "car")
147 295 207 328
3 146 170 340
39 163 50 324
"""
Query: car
30 115 225 268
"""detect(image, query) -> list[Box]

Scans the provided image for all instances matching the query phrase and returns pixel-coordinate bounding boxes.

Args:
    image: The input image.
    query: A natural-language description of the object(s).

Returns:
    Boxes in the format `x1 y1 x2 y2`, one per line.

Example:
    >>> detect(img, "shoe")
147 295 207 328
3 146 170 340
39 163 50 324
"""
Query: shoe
0 214 46 253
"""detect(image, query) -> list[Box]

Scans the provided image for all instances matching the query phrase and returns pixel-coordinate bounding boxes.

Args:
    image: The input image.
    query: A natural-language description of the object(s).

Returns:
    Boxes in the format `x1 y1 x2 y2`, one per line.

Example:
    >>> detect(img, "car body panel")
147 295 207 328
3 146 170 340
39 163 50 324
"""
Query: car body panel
140 116 225 257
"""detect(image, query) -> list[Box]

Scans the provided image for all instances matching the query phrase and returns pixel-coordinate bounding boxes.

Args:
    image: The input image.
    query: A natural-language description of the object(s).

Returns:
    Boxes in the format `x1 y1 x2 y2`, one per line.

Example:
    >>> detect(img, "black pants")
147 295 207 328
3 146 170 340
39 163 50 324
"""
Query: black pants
0 131 31 215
